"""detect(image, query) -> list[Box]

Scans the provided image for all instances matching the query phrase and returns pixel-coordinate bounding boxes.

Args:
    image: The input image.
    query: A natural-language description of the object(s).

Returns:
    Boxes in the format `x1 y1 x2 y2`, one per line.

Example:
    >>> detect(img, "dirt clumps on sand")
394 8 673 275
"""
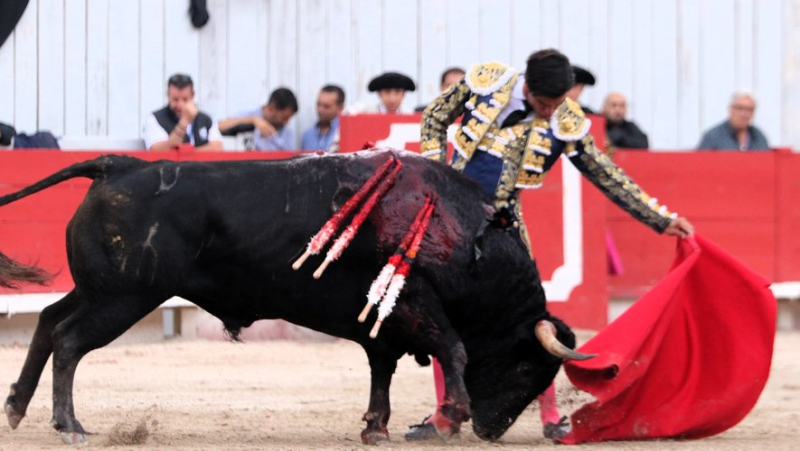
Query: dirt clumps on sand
104 415 157 446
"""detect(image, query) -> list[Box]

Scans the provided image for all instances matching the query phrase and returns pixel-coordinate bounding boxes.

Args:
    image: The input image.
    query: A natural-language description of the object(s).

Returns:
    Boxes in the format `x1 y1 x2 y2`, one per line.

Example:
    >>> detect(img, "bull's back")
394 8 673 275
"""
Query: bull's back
65 152 495 337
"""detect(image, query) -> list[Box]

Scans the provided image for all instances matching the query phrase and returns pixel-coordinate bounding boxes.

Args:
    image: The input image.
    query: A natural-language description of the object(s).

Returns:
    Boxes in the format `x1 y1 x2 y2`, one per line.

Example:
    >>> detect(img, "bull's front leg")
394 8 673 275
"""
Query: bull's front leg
360 351 397 444
428 338 470 439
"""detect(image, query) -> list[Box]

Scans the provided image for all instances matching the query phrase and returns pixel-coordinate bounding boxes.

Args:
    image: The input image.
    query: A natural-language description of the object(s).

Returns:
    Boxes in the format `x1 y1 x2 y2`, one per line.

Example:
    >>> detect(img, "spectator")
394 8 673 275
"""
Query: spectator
0 122 15 147
602 92 649 149
219 88 299 151
415 67 466 112
0 121 60 149
567 66 596 114
439 67 466 92
142 73 223 151
345 72 416 115
697 92 769 151
301 85 345 153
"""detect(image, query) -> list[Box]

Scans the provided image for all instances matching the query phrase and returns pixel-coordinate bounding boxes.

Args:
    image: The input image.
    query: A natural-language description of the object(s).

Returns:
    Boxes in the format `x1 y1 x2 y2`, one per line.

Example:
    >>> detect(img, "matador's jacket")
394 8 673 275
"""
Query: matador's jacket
420 62 675 246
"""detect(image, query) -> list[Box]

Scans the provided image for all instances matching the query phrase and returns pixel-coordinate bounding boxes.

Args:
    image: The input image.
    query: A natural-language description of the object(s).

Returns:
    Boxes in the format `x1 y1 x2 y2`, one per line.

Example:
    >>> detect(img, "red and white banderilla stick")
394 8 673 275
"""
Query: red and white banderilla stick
358 195 433 323
312 159 404 279
370 198 435 339
292 156 396 271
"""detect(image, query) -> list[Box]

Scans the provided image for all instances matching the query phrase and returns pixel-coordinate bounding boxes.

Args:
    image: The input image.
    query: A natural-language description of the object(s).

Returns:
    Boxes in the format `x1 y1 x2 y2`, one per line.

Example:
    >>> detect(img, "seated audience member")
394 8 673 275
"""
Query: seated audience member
0 121 60 149
219 88 299 151
143 73 223 151
345 72 416 115
0 122 15 147
415 67 466 112
301 85 345 153
603 92 649 149
697 92 769 151
567 66 596 114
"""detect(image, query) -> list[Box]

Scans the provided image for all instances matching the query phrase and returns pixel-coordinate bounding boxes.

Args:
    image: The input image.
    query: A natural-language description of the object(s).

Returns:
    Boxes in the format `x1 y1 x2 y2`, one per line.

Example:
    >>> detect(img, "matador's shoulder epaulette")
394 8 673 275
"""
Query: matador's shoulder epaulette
551 98 592 142
464 62 518 96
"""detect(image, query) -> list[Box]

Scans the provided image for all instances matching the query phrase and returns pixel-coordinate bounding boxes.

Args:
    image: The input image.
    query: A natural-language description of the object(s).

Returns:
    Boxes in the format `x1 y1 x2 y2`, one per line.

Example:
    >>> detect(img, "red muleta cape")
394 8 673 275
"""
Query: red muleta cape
560 234 776 444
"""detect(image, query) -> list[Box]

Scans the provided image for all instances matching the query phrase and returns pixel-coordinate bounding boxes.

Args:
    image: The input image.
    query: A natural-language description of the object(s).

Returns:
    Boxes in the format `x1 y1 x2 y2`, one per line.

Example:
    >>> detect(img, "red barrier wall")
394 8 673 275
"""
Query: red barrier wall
607 148 799 298
0 144 610 330
3 132 796 330
0 150 301 296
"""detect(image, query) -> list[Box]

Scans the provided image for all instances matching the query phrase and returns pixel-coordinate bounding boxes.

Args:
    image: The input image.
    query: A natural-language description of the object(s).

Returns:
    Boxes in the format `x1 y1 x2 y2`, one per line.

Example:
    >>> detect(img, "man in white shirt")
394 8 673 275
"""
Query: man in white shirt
142 73 224 151
218 88 298 151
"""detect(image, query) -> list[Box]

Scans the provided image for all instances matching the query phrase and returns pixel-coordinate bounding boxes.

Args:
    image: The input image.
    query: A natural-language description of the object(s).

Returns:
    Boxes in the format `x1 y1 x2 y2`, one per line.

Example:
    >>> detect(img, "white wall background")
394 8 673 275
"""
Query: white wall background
0 0 796 150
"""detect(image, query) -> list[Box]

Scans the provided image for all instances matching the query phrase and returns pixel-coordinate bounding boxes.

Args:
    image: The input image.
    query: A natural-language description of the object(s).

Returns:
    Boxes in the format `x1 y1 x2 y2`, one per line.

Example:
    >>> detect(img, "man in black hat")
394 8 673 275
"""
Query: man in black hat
345 72 416 115
143 74 223 151
567 66 596 114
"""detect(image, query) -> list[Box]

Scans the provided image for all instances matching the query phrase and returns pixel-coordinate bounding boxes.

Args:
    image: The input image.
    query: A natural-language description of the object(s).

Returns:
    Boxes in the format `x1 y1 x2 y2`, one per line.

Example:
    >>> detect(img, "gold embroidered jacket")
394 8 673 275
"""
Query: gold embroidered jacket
420 62 675 233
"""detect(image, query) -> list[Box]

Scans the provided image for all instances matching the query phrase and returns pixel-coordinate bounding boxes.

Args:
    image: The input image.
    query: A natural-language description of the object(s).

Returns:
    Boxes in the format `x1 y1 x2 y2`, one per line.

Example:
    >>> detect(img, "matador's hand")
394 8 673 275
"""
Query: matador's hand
664 217 694 238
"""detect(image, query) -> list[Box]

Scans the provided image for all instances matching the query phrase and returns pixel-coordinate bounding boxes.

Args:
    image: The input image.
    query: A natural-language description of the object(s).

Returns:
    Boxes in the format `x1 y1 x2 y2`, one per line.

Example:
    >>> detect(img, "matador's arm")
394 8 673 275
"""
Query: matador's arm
568 133 675 233
419 80 472 163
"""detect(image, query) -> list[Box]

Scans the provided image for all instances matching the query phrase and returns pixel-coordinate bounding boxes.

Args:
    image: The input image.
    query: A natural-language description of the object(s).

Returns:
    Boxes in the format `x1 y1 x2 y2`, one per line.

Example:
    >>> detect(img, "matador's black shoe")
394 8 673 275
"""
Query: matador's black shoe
404 416 438 441
542 415 571 440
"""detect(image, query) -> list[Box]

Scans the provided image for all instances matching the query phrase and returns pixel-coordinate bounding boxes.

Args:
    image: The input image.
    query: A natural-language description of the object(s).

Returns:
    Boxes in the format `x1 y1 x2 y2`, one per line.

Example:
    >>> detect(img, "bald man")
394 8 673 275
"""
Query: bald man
697 92 769 151
602 92 649 149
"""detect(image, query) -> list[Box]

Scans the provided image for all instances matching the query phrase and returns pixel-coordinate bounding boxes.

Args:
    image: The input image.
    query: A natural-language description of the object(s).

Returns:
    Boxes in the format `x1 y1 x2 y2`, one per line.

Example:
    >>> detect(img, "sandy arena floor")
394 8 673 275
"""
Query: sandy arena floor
1 331 798 450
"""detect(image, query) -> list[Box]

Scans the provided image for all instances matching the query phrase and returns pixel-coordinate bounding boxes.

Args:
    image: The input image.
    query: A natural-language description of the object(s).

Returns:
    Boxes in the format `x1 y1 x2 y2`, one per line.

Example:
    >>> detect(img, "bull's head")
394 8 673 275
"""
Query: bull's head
466 318 594 441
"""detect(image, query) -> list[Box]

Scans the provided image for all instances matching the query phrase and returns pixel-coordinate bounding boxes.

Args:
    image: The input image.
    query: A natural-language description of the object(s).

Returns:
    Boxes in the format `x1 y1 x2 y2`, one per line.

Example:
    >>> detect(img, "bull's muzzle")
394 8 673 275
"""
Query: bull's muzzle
535 320 596 361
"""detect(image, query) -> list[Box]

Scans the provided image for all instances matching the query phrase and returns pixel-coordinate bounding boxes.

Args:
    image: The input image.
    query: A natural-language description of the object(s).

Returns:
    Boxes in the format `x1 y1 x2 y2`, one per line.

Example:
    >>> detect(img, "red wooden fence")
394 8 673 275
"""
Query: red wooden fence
2 126 797 331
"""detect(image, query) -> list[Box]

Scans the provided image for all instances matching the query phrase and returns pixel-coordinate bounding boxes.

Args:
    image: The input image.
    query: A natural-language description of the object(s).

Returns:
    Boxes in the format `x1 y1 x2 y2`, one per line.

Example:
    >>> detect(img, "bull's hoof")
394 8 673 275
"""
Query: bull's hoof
4 399 23 430
58 431 87 446
360 427 390 445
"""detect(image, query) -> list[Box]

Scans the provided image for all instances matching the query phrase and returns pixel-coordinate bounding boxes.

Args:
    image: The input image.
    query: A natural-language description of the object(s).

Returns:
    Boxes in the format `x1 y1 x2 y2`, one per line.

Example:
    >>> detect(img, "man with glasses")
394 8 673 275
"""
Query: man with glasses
143 74 223 151
697 92 770 151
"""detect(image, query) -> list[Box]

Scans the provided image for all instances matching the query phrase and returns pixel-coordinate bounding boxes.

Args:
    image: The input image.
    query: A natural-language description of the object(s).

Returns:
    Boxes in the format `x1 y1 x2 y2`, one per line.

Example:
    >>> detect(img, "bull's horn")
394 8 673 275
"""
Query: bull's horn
535 320 596 361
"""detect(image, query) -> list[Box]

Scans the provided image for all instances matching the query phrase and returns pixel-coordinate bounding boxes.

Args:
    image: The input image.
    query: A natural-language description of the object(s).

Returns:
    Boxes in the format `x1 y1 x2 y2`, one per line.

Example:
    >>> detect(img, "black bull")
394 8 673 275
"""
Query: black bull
0 150 584 445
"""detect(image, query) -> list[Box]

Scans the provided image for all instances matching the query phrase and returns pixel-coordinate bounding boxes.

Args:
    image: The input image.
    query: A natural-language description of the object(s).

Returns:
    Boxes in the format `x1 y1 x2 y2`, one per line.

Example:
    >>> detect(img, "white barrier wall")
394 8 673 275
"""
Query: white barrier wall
0 0 792 150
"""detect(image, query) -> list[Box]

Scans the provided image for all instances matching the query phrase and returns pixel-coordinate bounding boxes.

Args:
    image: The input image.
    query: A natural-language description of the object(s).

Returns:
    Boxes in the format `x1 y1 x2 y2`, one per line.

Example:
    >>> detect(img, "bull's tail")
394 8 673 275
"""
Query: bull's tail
0 253 51 289
0 155 132 288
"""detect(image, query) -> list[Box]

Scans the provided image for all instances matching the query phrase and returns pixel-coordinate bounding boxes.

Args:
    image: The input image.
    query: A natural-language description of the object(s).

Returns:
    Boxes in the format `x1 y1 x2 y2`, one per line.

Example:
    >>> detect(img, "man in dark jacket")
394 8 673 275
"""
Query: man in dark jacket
602 92 649 149
142 74 223 151
0 122 15 146
697 92 769 151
